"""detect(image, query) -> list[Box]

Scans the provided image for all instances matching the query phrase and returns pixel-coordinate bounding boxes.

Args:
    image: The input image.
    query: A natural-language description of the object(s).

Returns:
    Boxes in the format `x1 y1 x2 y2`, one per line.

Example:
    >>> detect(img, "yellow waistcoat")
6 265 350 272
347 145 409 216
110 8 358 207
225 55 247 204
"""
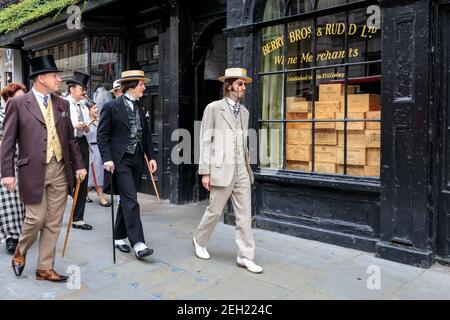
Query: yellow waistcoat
37 98 63 163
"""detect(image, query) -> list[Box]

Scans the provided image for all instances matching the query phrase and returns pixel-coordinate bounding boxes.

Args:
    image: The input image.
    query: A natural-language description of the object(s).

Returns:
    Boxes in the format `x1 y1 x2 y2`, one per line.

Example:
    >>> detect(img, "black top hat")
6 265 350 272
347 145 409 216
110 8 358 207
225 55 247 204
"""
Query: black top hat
29 55 61 79
66 71 90 89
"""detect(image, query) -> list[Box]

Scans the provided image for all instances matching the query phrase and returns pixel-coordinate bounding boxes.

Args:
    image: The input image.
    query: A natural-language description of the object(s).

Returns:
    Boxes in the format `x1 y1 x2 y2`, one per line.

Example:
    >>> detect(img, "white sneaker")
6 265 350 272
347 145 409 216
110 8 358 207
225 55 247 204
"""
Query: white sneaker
193 237 210 260
237 257 263 274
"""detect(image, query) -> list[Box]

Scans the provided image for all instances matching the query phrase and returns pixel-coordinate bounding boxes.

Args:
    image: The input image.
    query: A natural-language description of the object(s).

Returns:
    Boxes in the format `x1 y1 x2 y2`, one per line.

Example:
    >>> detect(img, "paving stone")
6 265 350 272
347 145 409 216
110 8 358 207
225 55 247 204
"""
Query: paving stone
143 273 216 300
199 273 291 300
282 285 345 300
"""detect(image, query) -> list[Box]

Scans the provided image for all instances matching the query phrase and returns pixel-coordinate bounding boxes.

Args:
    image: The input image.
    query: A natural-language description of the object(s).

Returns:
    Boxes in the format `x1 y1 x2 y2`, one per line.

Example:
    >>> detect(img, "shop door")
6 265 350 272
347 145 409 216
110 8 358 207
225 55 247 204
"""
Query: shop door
437 5 450 261
135 41 163 197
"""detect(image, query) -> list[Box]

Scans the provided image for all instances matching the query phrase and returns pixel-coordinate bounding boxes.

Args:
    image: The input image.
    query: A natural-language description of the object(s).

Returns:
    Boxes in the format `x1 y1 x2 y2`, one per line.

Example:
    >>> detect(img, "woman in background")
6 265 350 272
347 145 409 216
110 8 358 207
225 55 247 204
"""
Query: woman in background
0 83 26 254
86 100 111 207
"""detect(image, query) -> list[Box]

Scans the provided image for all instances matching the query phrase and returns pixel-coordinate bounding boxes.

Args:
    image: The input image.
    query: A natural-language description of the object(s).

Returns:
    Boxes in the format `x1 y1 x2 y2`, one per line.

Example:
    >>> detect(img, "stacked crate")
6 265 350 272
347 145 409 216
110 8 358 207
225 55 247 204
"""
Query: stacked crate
286 96 312 171
286 83 381 176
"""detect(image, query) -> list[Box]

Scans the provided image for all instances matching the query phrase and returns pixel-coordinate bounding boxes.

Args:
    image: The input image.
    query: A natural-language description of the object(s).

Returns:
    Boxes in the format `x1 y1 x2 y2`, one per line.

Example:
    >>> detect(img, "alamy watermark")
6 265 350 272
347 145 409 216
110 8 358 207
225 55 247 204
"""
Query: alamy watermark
66 5 82 30
366 265 381 290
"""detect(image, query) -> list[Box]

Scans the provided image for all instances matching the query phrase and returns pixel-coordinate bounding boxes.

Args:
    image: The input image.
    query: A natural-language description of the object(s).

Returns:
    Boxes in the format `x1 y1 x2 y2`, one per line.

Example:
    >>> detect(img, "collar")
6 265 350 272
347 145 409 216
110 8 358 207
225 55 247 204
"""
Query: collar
32 87 49 104
226 97 239 106
124 92 137 102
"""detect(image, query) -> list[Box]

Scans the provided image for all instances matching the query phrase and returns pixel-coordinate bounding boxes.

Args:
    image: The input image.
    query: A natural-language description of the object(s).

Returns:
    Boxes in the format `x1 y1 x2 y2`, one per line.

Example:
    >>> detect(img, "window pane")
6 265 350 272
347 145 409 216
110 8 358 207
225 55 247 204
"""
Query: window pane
339 64 381 177
316 0 351 10
261 25 284 73
287 0 313 17
286 19 313 70
348 8 381 63
316 13 346 67
92 36 123 94
261 74 283 120
260 122 284 169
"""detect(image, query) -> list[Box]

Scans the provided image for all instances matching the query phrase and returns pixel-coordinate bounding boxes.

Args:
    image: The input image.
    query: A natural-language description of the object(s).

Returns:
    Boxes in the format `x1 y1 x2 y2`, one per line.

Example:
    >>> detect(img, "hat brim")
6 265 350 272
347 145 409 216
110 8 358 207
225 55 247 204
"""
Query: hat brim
109 87 121 93
117 77 151 84
66 79 87 89
218 75 252 83
29 68 62 79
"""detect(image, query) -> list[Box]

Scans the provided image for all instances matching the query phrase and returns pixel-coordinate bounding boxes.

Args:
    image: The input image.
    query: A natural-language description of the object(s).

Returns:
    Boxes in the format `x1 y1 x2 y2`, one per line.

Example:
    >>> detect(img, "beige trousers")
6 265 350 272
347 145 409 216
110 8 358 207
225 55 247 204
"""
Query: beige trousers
195 164 255 260
18 158 68 270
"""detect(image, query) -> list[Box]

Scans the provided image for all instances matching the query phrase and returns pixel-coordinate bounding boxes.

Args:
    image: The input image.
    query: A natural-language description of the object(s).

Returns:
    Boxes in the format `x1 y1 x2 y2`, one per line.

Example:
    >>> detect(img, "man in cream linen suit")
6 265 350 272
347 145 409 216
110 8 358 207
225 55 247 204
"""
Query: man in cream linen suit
193 68 262 274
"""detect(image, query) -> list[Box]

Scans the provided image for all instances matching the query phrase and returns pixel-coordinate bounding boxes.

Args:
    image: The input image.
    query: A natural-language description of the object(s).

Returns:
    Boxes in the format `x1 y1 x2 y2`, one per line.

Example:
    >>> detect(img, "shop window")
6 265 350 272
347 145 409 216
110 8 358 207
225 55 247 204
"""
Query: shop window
258 1 381 178
92 36 123 93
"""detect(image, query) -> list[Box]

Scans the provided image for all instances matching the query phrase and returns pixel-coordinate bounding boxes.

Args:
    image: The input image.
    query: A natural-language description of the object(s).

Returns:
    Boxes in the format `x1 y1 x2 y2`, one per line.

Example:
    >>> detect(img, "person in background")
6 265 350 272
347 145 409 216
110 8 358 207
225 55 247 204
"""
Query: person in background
0 83 26 254
65 71 93 231
109 80 122 99
85 100 110 207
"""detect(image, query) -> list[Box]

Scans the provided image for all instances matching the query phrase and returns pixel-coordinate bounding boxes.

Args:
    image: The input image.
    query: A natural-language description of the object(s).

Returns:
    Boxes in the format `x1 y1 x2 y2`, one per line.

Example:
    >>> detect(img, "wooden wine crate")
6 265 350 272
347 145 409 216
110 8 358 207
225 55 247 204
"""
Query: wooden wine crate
287 128 312 145
319 83 357 101
286 160 312 172
314 161 337 174
286 144 312 162
340 94 381 112
366 148 380 166
338 130 366 148
315 130 337 145
286 112 312 130
314 112 336 129
337 147 366 166
314 145 337 163
335 112 365 130
315 101 340 113
337 165 365 176
365 130 381 148
365 111 381 130
287 100 311 113
364 165 380 177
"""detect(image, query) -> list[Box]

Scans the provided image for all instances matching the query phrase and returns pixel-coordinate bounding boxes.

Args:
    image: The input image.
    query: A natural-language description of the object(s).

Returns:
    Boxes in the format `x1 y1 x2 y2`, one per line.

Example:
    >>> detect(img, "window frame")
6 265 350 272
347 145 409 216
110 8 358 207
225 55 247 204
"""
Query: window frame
255 0 381 185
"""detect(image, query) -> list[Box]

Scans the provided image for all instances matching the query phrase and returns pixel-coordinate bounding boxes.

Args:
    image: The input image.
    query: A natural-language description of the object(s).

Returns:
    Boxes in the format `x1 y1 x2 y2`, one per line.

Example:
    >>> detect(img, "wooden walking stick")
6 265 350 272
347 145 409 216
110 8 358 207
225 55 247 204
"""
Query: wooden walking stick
62 178 81 258
144 154 160 205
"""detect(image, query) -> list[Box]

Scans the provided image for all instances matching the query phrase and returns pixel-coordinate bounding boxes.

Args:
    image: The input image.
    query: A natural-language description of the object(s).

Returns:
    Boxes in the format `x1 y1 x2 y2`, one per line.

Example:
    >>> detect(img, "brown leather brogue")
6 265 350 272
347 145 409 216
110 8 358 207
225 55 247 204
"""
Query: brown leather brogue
36 269 69 283
11 247 26 276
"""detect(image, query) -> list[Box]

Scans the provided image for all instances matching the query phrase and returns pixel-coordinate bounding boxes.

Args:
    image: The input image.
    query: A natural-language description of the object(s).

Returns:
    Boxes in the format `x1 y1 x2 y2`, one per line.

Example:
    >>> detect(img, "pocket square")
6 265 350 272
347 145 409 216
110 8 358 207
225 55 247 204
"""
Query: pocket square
61 111 69 117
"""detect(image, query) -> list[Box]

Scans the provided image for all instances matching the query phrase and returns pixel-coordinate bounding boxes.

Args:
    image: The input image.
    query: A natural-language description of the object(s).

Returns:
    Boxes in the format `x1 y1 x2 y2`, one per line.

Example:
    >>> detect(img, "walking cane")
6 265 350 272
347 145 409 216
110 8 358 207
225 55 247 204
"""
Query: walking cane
144 154 160 205
110 172 116 264
62 178 81 258
87 144 100 196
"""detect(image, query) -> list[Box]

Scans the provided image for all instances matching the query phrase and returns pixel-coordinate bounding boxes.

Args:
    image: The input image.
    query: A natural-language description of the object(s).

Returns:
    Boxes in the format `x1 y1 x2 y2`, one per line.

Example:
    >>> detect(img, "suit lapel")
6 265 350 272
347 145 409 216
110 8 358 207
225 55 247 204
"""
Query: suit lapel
52 94 62 125
24 91 45 124
220 98 236 132
115 96 130 130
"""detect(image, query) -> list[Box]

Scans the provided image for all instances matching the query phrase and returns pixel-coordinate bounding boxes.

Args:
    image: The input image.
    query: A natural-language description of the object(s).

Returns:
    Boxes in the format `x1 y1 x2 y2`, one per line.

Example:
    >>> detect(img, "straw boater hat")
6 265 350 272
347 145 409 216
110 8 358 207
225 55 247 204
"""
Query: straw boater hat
109 80 121 92
117 70 150 84
218 68 252 83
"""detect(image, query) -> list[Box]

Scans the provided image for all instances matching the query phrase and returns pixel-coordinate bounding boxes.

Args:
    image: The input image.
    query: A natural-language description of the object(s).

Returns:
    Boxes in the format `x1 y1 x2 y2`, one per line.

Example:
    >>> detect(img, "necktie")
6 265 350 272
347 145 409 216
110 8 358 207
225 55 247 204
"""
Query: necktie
232 102 240 118
124 96 137 112
76 103 84 137
43 95 48 108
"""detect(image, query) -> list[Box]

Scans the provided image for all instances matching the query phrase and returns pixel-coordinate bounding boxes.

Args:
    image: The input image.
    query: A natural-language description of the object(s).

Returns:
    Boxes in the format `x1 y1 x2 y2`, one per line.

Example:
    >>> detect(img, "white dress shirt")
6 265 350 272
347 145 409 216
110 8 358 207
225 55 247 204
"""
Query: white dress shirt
65 95 90 138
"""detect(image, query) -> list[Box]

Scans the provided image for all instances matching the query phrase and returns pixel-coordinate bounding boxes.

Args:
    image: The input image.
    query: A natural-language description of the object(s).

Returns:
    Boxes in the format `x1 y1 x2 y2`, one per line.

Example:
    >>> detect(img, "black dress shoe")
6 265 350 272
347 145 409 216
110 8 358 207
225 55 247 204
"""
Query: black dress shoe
6 238 18 254
100 202 111 207
72 223 93 230
135 247 154 260
115 244 131 253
